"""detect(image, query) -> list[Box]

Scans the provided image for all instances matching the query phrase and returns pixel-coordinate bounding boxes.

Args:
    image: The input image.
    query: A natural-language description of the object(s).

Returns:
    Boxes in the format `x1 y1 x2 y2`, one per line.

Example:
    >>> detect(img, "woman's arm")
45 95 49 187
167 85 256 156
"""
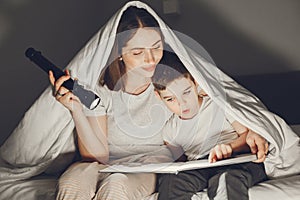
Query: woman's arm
49 70 109 164
231 120 269 162
72 112 109 164
229 121 251 153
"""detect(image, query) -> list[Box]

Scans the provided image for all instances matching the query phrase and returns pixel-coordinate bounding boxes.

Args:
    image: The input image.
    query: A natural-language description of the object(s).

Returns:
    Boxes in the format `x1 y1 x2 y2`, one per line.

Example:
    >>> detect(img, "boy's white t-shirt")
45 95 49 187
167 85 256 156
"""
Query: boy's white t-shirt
84 83 173 162
163 96 238 160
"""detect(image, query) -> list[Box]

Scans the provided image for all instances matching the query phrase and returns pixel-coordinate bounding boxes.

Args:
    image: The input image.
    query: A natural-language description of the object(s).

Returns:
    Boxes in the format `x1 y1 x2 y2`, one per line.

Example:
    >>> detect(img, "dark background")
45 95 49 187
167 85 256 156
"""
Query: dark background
1 0 299 145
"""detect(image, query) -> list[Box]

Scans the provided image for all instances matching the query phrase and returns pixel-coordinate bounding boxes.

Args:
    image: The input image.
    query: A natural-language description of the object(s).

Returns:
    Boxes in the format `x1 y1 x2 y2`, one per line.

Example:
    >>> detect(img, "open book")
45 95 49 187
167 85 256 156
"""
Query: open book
99 153 257 174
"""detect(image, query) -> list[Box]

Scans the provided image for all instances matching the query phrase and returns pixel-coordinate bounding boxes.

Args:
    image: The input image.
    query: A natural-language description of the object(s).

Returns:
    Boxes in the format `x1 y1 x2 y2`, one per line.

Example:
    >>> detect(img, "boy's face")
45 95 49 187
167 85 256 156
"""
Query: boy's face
158 77 200 120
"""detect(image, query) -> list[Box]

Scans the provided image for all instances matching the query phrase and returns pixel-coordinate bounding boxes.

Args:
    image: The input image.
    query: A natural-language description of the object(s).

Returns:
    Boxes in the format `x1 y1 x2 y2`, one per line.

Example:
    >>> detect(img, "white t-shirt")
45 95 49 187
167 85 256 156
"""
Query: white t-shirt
163 96 238 160
84 83 173 162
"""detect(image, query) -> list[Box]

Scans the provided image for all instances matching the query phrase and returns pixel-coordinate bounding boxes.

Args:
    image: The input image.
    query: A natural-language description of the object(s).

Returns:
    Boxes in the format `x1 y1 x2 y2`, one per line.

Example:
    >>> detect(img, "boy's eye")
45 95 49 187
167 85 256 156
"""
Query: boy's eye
153 44 161 49
183 90 191 95
166 97 176 102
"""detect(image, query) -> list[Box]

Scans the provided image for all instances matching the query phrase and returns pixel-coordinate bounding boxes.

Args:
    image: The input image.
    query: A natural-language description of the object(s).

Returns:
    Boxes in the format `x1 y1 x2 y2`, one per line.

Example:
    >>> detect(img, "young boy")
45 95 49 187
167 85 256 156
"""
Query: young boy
152 51 267 200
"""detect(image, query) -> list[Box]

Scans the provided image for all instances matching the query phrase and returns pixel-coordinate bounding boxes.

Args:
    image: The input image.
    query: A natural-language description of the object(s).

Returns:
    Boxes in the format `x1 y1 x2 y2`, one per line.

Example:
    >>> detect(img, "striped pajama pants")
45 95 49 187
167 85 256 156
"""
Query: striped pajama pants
56 161 156 200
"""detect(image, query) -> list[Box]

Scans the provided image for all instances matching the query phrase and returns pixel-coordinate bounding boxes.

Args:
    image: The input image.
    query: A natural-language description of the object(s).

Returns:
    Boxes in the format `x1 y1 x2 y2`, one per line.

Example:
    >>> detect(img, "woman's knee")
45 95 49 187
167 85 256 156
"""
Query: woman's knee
57 177 95 200
56 162 103 200
96 173 156 200
96 173 131 200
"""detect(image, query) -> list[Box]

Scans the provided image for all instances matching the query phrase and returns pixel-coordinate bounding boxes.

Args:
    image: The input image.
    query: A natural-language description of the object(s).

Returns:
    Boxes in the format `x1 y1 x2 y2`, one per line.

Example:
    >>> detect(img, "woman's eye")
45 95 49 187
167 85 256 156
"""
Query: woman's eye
132 51 142 55
131 49 143 55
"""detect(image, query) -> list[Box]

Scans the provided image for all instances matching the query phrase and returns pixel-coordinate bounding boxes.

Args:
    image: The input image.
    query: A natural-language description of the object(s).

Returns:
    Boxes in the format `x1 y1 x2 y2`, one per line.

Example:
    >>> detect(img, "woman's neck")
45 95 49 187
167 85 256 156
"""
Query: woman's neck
123 72 151 95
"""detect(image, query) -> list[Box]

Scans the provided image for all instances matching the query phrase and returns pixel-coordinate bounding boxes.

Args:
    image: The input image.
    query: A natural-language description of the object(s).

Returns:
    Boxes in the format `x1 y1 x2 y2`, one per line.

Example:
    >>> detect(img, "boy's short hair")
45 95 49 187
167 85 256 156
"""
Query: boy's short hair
152 51 194 92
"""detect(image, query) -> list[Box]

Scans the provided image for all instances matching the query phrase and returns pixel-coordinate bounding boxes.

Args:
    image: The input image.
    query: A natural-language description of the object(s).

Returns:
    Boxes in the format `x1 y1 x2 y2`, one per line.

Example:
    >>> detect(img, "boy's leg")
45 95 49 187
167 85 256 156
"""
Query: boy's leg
157 168 214 200
207 162 267 200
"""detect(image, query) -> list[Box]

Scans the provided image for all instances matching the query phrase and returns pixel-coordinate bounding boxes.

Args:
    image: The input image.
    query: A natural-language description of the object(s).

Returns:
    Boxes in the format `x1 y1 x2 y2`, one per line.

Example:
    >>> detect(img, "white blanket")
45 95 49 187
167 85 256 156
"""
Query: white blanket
0 1 299 185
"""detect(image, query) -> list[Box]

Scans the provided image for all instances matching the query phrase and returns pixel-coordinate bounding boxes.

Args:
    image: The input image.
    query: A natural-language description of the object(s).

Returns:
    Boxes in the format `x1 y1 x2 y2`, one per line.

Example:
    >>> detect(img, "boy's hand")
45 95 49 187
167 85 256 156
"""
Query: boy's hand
208 144 232 163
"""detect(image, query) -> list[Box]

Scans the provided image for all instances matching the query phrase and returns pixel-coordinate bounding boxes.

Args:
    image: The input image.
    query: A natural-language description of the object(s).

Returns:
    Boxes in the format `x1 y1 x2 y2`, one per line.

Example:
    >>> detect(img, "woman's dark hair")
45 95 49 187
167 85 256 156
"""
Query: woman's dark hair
152 51 194 92
99 6 162 90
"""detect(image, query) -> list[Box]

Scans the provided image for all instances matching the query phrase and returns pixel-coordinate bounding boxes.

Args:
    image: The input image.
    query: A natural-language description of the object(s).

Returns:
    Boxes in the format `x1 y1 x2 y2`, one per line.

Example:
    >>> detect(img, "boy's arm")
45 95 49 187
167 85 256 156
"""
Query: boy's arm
164 141 187 162
208 120 250 163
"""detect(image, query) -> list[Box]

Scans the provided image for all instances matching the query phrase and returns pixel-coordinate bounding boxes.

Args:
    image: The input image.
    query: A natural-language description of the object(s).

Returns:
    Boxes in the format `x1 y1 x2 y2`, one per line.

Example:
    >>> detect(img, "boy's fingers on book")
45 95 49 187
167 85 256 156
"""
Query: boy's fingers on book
216 151 223 160
225 145 232 157
211 157 217 163
208 152 212 162
220 144 230 158
208 151 215 163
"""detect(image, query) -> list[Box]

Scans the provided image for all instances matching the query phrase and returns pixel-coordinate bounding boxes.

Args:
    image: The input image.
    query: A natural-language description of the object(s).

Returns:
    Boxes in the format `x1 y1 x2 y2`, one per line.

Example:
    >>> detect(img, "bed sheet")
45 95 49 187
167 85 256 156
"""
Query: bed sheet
0 125 299 200
1 174 299 200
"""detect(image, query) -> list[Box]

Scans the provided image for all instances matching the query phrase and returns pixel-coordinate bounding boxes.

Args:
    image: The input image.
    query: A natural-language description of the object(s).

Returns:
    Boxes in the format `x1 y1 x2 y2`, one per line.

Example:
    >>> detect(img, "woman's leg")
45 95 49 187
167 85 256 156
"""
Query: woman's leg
95 173 156 200
207 162 267 200
157 168 213 200
56 161 108 200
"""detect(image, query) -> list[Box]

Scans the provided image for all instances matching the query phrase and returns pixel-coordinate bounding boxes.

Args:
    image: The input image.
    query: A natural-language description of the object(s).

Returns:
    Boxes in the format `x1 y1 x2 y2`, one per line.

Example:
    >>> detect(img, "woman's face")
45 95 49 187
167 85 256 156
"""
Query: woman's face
121 28 163 78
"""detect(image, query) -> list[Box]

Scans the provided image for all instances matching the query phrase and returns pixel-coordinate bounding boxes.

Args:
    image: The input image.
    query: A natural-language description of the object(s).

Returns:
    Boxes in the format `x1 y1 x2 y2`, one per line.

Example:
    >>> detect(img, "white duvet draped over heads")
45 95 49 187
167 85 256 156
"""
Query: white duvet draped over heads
0 1 299 183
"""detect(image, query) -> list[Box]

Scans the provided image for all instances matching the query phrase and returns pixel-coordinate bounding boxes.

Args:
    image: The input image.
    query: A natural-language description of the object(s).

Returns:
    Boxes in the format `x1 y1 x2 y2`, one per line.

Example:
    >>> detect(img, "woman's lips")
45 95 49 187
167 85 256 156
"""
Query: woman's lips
142 65 156 72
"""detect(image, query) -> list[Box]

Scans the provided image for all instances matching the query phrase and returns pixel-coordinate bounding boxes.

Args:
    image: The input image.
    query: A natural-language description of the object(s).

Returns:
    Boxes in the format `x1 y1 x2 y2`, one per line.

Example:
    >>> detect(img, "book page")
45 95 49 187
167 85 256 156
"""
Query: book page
99 153 257 174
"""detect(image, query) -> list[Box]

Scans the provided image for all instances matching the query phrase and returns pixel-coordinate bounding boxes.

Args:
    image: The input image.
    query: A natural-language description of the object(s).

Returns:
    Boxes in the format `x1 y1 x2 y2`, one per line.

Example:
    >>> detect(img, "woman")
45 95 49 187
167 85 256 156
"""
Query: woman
50 6 173 200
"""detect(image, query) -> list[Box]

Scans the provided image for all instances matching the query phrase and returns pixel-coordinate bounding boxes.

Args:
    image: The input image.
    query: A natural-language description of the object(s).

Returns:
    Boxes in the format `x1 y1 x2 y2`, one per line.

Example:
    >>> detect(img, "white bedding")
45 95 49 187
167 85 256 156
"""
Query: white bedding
0 1 299 199
1 175 299 200
0 125 299 200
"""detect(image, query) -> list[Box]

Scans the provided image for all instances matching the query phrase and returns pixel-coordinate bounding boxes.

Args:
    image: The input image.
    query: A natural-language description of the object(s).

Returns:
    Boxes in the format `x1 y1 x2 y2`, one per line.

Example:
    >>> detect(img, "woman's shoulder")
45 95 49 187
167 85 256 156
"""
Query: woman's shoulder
94 84 111 94
94 84 114 100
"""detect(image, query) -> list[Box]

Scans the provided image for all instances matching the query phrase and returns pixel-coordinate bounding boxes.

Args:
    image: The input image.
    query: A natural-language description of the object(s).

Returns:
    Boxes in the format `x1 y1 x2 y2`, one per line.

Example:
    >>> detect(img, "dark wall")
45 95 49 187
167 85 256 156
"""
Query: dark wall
0 0 299 145
234 72 300 125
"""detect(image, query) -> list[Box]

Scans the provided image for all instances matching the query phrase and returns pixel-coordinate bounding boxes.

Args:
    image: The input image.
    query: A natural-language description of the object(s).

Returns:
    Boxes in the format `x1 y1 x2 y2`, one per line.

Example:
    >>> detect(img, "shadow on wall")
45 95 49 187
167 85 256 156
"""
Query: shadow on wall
161 0 299 76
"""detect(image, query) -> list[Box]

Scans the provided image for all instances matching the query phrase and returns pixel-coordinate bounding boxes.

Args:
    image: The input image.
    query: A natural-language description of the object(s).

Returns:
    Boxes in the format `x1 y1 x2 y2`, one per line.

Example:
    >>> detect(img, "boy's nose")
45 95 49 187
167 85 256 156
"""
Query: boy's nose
177 97 187 106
